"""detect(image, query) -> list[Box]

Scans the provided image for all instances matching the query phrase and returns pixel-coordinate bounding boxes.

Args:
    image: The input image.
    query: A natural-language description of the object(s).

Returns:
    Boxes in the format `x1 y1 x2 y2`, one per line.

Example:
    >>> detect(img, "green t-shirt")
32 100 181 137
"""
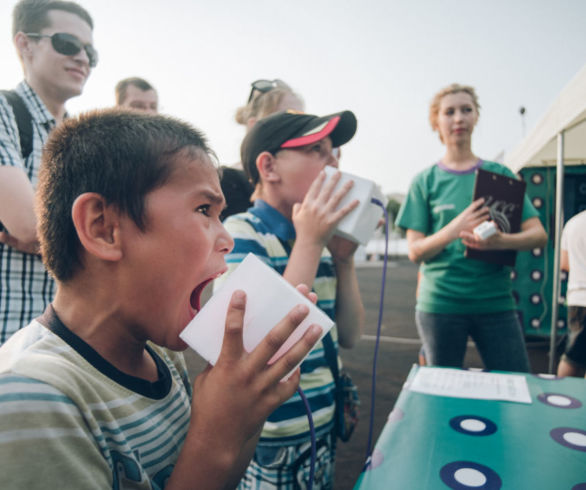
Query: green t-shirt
396 160 539 314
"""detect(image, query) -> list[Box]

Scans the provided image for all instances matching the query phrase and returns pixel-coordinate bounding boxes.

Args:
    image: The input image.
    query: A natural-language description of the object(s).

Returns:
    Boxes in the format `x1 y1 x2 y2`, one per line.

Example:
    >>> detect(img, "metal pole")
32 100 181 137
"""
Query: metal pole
549 132 565 373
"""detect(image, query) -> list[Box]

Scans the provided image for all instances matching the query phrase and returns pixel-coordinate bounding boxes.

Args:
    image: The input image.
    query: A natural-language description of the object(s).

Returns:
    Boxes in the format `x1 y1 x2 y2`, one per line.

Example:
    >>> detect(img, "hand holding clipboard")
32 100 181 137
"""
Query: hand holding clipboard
464 168 526 267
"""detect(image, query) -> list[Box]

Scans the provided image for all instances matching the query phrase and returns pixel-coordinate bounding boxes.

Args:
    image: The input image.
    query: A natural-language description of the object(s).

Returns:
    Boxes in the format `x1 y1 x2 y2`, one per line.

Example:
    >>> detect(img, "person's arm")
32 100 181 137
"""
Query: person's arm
406 197 489 263
167 290 322 490
460 216 547 251
0 154 39 254
284 171 363 347
285 172 364 347
327 236 364 348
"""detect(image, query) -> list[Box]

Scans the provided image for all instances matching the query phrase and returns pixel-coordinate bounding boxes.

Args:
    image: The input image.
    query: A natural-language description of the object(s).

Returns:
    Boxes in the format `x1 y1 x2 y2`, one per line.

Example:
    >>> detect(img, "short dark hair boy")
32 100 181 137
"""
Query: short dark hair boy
0 109 322 488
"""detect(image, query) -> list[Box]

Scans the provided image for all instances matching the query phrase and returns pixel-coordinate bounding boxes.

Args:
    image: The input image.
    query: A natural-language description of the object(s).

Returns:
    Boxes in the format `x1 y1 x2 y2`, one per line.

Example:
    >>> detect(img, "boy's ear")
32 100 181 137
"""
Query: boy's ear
256 151 280 183
71 193 123 262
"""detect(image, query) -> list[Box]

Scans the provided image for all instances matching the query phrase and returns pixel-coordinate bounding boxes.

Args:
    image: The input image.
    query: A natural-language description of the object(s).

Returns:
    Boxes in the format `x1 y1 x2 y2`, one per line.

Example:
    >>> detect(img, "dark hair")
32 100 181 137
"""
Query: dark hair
12 0 94 37
115 77 156 105
219 167 254 220
37 109 215 281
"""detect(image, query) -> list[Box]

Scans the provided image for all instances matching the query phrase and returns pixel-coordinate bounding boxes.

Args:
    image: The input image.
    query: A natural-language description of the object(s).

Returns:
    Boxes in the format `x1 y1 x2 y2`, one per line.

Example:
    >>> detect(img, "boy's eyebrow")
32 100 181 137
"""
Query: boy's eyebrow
200 189 226 206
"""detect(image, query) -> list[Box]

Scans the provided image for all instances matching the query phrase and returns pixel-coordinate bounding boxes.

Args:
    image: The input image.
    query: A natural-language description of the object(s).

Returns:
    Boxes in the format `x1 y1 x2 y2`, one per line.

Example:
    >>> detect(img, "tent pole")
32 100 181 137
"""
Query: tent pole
549 131 565 374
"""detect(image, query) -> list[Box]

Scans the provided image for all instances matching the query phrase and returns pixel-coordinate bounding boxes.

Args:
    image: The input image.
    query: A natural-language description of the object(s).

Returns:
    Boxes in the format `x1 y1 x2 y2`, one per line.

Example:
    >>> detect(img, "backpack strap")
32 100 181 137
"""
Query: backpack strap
322 332 340 381
1 90 33 160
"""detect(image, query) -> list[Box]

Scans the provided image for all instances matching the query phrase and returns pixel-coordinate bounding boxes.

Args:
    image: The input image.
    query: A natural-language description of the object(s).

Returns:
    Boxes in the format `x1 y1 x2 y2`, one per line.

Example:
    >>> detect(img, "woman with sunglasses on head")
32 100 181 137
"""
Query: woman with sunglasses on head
220 79 304 219
396 83 547 372
236 79 304 130
0 0 96 346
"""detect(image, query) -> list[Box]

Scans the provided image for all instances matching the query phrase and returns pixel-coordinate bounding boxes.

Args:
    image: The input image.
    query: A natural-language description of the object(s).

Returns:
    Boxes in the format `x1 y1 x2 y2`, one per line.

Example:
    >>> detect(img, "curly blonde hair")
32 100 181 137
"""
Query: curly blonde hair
429 83 480 137
235 86 303 126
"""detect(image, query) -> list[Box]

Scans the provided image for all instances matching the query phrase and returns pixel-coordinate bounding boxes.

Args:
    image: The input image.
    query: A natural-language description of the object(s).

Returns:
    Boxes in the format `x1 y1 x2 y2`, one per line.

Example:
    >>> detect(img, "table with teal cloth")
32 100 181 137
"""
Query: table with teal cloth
354 365 586 490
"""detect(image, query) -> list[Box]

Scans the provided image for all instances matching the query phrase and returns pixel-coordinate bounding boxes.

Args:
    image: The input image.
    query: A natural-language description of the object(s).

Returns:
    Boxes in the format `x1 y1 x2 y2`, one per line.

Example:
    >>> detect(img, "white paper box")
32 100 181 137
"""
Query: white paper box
180 253 334 374
473 220 497 240
323 166 386 245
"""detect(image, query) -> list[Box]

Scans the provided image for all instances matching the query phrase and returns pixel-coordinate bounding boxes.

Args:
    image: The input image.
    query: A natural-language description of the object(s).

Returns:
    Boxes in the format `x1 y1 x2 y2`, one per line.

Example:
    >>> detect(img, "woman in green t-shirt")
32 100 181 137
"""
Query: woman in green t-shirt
396 83 547 371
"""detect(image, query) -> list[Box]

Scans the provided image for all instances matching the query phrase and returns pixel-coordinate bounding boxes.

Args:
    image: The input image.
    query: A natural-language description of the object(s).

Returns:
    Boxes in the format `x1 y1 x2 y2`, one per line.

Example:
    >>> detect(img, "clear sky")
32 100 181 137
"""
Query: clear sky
1 0 585 195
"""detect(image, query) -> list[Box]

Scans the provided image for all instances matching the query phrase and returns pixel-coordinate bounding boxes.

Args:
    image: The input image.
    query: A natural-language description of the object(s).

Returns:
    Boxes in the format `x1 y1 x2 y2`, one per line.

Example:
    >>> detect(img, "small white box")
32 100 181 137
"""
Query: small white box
179 253 333 376
473 221 497 240
323 167 386 245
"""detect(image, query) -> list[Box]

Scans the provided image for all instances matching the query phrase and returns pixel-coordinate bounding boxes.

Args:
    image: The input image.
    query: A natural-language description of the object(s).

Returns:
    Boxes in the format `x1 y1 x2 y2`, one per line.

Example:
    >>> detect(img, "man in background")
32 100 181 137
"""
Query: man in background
115 76 158 113
0 0 96 345
557 209 586 378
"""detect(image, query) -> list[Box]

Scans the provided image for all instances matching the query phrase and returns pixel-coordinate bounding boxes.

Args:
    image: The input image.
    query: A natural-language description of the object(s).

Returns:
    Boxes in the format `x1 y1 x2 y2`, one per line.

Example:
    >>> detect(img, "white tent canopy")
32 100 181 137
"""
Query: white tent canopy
507 63 586 171
505 63 586 373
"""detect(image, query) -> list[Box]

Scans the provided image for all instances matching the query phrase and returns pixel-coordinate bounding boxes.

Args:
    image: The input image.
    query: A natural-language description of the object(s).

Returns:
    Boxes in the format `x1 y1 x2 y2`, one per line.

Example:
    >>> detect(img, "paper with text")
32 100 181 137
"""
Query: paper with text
409 367 532 404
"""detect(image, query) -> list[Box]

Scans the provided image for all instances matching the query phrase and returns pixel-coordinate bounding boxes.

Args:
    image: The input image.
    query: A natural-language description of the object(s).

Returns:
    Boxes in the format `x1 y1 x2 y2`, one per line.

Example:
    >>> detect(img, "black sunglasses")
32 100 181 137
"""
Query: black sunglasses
26 32 98 68
247 79 288 103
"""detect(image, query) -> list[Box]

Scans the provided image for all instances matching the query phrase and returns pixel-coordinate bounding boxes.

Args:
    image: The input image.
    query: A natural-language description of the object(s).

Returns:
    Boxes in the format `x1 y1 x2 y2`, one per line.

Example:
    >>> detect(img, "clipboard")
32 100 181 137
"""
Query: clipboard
465 168 526 266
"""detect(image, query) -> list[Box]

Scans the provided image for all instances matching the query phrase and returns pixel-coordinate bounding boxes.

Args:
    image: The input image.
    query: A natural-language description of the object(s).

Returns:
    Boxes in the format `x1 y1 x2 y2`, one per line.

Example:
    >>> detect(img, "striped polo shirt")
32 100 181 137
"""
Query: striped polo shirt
0 306 192 489
0 82 57 345
215 199 339 446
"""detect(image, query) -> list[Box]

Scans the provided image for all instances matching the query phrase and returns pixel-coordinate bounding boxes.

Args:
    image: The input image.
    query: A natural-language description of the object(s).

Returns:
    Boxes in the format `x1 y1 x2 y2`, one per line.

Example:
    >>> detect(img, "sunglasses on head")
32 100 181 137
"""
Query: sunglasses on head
26 32 98 68
247 79 287 102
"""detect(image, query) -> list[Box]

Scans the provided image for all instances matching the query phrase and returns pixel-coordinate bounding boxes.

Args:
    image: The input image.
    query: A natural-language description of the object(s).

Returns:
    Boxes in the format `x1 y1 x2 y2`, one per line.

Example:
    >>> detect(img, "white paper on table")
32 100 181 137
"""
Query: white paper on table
408 367 532 404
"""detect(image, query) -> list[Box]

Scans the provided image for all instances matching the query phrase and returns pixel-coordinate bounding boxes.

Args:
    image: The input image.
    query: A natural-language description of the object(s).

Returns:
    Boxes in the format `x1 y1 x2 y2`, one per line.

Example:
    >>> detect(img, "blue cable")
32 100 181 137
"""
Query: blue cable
364 198 389 469
297 387 315 490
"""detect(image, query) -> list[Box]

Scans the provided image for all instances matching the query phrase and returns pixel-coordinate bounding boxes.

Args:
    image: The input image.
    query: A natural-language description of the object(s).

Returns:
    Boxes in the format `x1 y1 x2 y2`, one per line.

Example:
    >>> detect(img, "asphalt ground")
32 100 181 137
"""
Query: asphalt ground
183 258 551 489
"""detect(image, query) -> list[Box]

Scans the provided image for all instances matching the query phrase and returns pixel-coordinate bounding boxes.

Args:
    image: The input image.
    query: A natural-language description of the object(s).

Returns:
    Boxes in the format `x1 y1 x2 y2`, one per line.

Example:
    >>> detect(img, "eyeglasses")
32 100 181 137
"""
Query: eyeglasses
26 32 98 68
247 79 288 103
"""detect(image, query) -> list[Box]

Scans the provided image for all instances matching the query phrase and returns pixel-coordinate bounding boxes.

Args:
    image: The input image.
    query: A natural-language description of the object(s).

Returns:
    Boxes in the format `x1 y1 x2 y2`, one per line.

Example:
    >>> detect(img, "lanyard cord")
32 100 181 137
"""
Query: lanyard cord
297 387 316 490
364 198 390 467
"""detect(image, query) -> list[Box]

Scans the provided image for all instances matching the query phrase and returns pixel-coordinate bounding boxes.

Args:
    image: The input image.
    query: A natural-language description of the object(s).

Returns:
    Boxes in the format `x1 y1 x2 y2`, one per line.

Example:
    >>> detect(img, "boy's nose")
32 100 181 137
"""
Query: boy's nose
326 154 339 169
218 225 234 254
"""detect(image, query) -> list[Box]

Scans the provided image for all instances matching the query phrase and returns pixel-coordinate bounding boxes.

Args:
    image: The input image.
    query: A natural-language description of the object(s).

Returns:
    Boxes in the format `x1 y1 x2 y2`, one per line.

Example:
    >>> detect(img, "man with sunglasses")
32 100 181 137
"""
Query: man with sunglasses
0 0 96 345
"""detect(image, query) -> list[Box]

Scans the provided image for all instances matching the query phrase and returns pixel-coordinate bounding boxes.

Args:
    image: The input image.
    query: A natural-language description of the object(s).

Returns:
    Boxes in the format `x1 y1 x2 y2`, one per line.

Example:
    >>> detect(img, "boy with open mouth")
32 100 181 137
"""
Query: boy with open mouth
0 109 323 489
